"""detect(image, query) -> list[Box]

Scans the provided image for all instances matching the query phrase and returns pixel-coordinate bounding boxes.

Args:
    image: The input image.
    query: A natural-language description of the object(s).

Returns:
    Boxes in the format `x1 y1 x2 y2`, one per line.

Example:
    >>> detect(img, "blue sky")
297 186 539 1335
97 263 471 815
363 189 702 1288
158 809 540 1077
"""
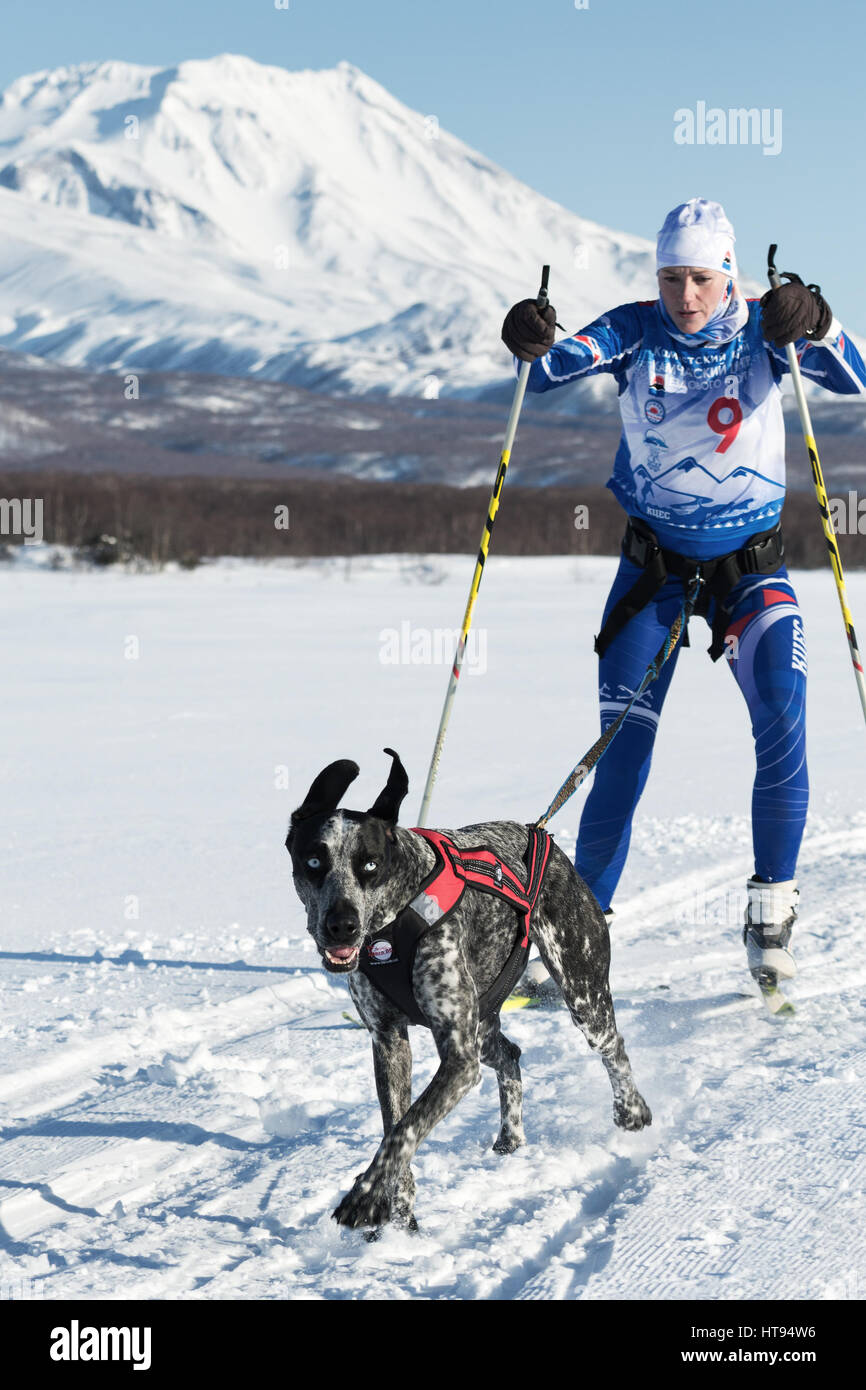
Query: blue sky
3 0 865 325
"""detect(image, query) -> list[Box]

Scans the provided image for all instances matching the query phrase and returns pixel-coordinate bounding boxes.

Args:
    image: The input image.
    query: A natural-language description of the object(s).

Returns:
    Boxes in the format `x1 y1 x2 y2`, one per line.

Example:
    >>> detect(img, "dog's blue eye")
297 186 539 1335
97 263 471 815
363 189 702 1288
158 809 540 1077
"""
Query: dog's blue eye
364 860 377 873
306 856 321 869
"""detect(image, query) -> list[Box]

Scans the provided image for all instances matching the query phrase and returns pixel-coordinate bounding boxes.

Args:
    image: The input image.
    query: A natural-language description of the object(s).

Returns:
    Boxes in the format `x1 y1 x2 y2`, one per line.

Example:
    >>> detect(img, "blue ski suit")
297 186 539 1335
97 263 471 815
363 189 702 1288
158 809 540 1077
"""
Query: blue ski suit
521 298 866 908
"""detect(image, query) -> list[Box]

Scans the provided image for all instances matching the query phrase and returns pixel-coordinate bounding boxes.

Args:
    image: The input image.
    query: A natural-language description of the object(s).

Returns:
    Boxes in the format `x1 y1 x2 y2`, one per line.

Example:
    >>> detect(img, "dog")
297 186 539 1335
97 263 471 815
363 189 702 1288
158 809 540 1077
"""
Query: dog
286 749 651 1231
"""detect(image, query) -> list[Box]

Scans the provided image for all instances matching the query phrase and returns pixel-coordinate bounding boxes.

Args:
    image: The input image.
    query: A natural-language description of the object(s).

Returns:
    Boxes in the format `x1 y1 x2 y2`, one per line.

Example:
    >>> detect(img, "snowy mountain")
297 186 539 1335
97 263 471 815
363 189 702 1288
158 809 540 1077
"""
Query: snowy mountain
0 54 675 404
0 52 862 422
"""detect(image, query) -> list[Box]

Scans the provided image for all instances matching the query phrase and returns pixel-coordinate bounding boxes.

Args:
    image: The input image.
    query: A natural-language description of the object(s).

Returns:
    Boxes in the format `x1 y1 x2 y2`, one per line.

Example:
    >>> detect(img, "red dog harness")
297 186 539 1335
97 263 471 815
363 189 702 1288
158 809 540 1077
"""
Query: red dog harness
358 825 552 1026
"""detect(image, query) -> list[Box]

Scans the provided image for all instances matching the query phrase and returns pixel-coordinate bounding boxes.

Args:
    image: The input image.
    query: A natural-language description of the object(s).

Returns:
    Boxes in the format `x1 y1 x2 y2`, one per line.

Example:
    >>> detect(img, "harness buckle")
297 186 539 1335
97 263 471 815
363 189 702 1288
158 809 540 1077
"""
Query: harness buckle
741 529 782 575
624 519 660 570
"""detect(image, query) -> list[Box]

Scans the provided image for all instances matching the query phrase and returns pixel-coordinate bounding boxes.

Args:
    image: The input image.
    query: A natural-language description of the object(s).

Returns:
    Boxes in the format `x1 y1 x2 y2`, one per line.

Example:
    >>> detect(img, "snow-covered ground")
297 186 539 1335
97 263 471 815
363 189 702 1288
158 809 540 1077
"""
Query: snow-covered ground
1 550 864 1301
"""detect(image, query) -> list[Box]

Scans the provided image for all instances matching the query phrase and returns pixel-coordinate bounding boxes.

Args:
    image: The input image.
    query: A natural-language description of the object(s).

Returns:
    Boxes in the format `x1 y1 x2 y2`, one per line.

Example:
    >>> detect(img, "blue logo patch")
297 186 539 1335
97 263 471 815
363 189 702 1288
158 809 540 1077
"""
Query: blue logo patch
645 398 666 424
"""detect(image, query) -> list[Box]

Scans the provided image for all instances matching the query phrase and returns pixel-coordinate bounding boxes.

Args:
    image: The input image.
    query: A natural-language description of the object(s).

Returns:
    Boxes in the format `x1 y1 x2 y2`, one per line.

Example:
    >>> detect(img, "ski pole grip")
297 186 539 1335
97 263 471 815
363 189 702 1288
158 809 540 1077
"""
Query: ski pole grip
537 264 550 310
767 243 782 290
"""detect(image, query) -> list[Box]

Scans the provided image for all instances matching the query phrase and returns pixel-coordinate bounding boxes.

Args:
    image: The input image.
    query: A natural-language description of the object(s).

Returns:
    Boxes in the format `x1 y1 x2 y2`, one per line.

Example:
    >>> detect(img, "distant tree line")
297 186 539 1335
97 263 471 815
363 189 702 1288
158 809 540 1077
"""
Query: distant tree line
0 468 863 569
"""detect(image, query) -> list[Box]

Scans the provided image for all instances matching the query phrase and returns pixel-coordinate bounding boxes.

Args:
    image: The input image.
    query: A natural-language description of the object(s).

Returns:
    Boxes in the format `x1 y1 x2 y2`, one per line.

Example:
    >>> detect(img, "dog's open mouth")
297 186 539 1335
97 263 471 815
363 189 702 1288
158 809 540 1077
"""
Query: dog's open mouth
323 945 361 972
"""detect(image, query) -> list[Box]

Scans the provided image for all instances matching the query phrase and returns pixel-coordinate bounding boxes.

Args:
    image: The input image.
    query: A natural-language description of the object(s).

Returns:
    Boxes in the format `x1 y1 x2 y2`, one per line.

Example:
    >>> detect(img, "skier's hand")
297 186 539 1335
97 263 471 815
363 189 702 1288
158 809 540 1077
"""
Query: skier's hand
501 299 557 361
760 274 832 347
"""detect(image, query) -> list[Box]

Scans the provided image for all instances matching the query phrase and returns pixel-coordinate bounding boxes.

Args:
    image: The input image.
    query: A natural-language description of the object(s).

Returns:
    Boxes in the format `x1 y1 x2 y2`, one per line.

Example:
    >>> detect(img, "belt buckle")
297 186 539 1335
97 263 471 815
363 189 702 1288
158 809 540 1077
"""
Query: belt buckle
745 533 772 574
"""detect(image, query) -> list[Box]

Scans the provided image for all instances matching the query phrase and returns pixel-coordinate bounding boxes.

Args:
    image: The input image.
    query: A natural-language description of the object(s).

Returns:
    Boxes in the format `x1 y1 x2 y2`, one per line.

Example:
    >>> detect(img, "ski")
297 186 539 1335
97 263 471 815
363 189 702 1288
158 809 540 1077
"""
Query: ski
758 984 796 1018
502 986 564 1012
501 994 546 1012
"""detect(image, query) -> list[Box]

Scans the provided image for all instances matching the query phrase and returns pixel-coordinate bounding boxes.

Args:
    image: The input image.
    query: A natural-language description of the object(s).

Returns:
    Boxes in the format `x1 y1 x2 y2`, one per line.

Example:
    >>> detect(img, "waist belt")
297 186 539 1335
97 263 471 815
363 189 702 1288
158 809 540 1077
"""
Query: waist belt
594 516 785 662
357 825 552 1026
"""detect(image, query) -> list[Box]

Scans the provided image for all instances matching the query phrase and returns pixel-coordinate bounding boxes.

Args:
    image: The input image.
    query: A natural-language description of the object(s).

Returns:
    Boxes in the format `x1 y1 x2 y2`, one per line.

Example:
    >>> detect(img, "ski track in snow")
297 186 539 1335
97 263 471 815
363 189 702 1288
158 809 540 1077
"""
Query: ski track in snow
1 556 865 1300
2 830 863 1302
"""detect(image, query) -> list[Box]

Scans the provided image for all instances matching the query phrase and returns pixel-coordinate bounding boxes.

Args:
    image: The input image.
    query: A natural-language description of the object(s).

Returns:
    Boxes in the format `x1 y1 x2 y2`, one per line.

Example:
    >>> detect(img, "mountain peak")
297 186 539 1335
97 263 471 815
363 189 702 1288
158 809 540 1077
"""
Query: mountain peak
0 51 776 405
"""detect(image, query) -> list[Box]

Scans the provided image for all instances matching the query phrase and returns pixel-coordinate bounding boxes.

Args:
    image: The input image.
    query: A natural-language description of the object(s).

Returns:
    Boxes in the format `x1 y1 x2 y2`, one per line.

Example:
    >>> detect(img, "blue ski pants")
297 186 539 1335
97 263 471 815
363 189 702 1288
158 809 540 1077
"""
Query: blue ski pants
574 557 809 911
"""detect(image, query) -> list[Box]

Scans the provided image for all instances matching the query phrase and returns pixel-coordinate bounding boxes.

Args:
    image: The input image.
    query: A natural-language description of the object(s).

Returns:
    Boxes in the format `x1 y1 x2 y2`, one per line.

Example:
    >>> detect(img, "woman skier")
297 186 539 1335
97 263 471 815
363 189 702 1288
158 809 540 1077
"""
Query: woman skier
501 197 866 1003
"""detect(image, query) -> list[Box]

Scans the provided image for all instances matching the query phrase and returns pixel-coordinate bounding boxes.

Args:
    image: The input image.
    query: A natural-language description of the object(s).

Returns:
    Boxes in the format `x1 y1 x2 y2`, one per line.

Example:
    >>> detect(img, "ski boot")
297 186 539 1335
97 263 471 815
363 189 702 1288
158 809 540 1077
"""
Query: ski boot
502 956 558 1010
743 877 798 1016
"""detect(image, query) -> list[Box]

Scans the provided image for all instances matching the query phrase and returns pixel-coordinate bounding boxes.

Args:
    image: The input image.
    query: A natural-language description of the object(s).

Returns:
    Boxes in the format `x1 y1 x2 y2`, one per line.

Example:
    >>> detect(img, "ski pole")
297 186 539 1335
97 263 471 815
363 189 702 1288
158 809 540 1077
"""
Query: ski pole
767 244 866 725
416 265 551 826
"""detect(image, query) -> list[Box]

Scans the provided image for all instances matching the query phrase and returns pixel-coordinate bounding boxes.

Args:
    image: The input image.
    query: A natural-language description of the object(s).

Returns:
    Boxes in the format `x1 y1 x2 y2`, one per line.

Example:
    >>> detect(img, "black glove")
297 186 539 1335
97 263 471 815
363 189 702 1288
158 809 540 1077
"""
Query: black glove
760 273 832 347
501 298 557 361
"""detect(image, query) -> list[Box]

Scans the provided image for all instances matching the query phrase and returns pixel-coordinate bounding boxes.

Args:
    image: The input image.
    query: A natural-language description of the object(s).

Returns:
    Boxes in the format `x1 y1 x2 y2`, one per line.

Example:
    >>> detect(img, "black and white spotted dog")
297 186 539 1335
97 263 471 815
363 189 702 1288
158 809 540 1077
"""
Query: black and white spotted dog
287 749 651 1231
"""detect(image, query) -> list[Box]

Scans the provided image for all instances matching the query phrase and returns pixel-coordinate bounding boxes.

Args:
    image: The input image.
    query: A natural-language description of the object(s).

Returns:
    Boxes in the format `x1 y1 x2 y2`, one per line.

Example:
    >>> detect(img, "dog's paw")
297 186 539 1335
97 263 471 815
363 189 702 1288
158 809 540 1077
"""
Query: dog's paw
332 1177 392 1230
391 1173 417 1230
393 1211 419 1233
492 1125 525 1155
613 1094 652 1131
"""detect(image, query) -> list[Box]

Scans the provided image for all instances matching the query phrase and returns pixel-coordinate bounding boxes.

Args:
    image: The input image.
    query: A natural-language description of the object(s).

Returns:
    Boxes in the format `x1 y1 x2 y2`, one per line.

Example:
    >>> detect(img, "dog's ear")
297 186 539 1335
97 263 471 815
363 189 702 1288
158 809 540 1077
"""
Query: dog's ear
367 747 409 824
289 759 360 840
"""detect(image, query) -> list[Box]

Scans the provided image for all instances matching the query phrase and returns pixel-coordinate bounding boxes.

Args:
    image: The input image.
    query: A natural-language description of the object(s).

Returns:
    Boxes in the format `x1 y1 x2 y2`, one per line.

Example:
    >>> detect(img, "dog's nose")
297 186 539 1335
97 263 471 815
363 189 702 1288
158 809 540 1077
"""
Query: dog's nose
324 900 362 943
